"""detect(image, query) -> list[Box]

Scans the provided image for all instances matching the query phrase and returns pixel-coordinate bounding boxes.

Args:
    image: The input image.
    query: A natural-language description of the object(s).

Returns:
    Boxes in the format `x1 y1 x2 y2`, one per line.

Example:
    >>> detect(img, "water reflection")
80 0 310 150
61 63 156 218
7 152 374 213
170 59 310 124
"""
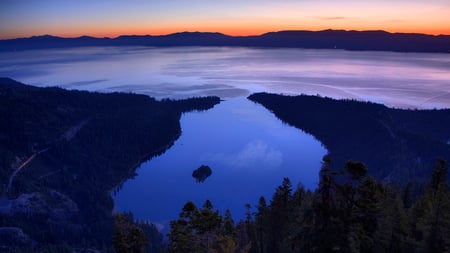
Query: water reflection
113 98 326 230
208 140 283 170
1 47 449 108
2 46 449 229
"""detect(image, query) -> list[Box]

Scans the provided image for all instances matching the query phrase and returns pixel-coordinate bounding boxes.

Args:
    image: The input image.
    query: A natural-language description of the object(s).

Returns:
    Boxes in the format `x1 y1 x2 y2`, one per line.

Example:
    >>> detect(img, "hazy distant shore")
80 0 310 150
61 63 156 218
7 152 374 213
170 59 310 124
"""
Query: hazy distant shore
1 30 449 53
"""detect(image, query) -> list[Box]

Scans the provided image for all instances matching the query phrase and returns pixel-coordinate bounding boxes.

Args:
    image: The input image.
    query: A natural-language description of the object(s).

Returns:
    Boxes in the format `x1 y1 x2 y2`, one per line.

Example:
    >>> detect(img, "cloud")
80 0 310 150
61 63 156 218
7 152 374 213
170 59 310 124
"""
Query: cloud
208 140 283 169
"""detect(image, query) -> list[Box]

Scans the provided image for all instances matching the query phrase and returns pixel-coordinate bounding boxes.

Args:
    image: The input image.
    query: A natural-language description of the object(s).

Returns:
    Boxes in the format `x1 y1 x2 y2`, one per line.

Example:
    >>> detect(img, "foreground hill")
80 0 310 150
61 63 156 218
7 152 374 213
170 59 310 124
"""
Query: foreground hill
248 93 450 184
1 30 449 53
0 78 220 251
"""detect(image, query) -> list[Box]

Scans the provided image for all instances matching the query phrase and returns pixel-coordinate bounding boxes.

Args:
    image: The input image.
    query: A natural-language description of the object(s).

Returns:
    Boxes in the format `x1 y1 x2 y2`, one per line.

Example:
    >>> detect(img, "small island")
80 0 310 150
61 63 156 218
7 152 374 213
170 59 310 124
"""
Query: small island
192 165 212 183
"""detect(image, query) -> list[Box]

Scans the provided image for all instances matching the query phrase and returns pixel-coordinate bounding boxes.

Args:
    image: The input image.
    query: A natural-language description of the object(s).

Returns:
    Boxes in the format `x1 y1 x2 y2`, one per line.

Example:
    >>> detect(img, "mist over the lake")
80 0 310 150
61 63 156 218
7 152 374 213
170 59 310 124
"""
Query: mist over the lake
1 46 449 109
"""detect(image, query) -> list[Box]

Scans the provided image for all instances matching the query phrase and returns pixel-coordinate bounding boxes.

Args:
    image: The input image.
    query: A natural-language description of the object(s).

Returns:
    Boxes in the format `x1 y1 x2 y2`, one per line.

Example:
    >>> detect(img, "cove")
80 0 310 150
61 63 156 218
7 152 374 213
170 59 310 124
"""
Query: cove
113 97 326 230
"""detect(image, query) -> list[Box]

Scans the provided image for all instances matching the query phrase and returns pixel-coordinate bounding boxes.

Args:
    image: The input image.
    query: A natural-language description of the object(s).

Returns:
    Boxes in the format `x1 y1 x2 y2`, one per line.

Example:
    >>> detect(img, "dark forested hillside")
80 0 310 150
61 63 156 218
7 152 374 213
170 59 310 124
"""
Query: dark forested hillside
248 93 450 184
0 78 220 252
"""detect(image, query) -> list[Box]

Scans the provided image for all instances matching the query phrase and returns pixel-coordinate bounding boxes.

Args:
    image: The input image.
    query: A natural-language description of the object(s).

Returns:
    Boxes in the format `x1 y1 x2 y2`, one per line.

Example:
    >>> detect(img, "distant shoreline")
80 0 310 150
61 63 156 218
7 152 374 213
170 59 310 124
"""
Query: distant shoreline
1 29 449 53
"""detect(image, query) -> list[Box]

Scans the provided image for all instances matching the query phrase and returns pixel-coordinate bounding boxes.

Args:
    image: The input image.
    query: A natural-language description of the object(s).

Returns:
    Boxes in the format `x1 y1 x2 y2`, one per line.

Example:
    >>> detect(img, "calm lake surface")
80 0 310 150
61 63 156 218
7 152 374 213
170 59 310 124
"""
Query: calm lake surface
114 97 326 230
1 46 449 229
1 46 449 108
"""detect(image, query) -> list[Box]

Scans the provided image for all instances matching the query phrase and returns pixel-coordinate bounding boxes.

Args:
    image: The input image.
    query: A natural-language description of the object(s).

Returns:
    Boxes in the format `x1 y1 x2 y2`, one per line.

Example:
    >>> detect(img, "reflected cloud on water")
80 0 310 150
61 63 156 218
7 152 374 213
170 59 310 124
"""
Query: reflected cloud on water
207 140 283 170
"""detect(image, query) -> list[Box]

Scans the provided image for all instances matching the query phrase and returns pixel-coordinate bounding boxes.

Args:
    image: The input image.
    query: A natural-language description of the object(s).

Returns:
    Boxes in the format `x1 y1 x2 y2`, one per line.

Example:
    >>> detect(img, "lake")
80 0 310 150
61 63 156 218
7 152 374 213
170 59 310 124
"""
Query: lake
1 46 449 108
1 46 449 229
113 97 326 231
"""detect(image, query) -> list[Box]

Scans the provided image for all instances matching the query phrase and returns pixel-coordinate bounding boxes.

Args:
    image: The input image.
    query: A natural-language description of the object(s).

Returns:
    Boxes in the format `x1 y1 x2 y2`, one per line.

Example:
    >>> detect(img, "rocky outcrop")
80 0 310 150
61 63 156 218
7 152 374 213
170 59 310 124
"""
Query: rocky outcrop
10 191 79 221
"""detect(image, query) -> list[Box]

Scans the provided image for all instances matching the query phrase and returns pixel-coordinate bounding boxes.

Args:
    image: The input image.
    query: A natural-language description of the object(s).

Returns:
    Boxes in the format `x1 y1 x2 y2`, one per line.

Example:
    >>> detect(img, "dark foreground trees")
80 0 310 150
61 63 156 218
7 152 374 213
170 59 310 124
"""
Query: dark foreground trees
0 79 221 252
113 213 148 253
168 200 251 253
168 158 450 253
113 212 167 253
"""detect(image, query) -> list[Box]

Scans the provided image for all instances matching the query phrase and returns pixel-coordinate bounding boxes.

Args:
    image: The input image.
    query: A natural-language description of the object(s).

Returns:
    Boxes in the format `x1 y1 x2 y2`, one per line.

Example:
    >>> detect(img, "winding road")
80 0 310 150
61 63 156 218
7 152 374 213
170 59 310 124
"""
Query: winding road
2 120 88 198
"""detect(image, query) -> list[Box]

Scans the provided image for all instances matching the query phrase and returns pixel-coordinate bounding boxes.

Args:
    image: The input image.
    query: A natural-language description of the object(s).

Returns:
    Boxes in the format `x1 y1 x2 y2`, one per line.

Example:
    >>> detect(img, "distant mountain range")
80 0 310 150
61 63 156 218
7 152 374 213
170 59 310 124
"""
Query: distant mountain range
1 30 449 53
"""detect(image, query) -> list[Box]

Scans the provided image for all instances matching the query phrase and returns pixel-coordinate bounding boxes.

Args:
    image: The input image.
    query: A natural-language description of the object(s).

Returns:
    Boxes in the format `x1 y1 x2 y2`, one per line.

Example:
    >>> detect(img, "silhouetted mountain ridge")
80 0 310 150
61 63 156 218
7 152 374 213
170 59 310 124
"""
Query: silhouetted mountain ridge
1 30 448 53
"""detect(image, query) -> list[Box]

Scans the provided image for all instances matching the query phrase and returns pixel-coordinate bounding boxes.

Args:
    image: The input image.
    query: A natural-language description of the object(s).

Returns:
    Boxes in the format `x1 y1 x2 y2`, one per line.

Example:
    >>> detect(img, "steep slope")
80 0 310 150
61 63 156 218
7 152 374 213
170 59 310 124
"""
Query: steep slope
248 92 450 183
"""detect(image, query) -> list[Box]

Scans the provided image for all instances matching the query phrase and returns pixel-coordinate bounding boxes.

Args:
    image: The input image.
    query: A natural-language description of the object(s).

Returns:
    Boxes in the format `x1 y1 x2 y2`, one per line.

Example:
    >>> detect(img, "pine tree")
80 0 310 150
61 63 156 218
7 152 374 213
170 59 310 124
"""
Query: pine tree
411 159 450 253
269 178 293 253
307 157 346 252
222 209 235 237
236 220 252 253
288 185 309 252
167 159 450 253
168 201 198 253
340 161 385 253
194 200 223 253
254 196 269 253
113 213 149 253
213 235 238 253
371 185 409 252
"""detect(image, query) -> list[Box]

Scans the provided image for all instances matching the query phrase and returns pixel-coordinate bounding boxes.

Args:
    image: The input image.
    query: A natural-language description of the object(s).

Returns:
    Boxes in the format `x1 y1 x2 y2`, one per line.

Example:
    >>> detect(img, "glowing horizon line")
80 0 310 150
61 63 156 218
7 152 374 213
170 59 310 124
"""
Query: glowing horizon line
2 28 450 40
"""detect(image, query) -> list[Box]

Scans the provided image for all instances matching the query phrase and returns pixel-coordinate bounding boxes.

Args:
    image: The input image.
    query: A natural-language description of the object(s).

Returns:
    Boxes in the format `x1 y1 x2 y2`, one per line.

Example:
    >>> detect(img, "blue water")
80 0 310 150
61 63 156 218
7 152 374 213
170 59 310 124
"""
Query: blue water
1 46 448 230
113 97 326 230
1 47 449 109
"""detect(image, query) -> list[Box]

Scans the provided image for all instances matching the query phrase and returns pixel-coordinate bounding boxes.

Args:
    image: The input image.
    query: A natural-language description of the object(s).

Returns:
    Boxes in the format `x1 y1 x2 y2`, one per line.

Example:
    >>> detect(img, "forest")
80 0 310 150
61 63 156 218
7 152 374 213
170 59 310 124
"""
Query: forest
0 78 220 252
114 93 450 253
115 157 450 253
113 93 450 253
1 81 449 252
248 92 450 185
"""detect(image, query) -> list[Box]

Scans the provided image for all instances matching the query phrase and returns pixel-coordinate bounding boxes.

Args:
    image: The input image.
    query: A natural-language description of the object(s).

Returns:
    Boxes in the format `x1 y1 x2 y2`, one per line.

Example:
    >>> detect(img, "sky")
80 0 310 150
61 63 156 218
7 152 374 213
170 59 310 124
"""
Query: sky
1 0 449 39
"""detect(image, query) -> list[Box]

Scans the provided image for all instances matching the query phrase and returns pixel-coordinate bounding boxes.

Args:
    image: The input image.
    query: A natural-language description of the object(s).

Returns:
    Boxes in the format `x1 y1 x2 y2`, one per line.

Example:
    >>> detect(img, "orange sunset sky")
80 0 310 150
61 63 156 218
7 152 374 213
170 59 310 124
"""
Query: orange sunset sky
1 0 449 39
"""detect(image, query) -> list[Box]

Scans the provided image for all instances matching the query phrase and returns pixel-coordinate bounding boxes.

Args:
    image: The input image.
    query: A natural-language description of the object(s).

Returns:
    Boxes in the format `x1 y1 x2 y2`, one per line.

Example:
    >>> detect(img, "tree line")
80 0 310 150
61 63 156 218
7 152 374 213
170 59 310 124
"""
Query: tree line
0 78 220 252
248 92 450 185
115 158 450 253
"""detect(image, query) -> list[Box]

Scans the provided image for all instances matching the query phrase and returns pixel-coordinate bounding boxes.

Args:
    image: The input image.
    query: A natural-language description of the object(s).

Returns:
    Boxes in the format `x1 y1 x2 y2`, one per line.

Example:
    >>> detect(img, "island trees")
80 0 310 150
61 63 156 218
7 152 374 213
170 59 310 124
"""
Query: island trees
192 165 213 183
